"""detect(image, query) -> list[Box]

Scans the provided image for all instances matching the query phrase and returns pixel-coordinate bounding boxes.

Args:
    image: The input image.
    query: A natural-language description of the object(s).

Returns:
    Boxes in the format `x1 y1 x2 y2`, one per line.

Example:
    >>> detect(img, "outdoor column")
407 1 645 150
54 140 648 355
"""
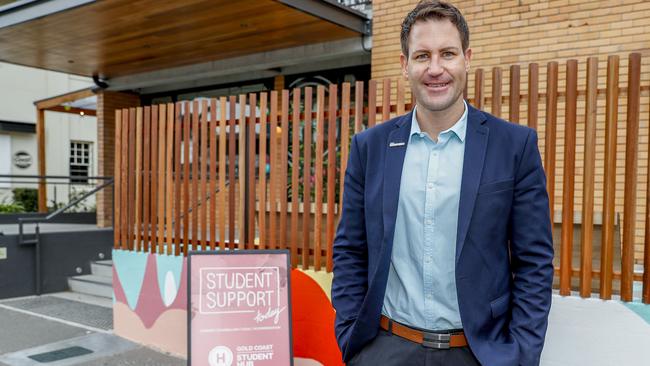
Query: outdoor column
274 74 285 91
36 108 47 212
96 91 140 228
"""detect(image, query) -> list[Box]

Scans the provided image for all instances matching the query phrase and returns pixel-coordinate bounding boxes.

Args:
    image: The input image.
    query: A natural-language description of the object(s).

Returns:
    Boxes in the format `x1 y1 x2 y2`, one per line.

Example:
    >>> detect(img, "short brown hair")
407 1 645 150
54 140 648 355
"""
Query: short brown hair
400 1 470 58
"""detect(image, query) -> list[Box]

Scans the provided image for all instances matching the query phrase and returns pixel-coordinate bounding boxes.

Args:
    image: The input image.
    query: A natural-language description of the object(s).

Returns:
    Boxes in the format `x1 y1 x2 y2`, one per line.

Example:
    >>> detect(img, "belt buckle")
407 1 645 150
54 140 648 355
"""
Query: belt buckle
422 332 450 349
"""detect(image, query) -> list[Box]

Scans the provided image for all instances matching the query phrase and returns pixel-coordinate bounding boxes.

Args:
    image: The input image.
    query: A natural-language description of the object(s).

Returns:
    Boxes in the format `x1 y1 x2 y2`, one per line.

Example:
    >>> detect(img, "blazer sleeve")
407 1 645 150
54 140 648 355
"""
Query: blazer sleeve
508 129 555 366
331 134 369 355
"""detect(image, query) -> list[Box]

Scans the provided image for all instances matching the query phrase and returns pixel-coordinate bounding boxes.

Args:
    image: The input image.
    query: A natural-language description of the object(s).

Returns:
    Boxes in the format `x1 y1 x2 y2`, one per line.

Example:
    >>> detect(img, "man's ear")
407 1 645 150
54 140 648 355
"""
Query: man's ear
400 53 409 79
464 48 472 73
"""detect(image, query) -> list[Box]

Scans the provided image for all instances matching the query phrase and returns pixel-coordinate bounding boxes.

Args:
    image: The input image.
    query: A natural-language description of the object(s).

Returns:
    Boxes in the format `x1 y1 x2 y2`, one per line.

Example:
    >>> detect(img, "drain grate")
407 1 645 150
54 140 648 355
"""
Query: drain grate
28 346 93 363
1 296 112 330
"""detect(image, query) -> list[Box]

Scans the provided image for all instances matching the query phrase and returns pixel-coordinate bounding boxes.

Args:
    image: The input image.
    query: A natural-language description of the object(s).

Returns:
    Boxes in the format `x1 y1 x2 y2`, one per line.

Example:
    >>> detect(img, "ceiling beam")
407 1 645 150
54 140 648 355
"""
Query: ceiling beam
44 105 97 116
34 88 95 110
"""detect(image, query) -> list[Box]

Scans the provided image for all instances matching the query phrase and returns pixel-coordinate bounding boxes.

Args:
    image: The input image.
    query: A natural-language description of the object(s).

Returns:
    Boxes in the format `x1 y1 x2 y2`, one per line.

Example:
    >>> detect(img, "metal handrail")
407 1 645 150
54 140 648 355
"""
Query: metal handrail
0 174 112 180
17 178 114 242
0 174 111 186
21 180 113 222
11 176 114 296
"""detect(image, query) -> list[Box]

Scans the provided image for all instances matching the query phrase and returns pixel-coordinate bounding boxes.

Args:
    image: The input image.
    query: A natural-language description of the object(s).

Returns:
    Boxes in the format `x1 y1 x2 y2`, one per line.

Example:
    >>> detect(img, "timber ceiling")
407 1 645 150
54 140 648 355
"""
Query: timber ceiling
0 0 360 78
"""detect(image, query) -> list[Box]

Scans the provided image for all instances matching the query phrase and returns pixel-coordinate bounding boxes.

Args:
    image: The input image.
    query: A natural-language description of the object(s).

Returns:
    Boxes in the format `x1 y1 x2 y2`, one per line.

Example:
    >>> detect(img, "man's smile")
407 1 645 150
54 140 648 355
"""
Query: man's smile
423 80 451 91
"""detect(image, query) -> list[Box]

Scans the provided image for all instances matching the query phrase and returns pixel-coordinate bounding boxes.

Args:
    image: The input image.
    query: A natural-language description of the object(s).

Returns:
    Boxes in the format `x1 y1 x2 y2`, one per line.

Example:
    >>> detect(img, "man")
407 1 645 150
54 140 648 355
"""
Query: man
331 1 554 365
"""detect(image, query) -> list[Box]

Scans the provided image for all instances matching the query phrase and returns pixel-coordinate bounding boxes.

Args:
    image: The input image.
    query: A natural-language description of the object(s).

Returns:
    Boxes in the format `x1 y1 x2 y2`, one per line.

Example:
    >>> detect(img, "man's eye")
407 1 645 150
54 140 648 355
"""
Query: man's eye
442 52 455 58
415 54 429 60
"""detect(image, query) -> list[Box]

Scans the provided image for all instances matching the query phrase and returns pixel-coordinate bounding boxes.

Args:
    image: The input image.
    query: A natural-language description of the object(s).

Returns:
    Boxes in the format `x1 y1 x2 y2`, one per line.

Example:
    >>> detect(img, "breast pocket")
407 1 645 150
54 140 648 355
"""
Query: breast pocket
477 179 514 195
473 179 514 227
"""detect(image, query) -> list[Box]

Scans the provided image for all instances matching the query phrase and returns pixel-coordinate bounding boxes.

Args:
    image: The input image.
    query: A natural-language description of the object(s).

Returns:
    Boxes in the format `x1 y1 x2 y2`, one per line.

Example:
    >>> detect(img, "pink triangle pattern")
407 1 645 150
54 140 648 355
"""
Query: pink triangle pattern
113 252 188 329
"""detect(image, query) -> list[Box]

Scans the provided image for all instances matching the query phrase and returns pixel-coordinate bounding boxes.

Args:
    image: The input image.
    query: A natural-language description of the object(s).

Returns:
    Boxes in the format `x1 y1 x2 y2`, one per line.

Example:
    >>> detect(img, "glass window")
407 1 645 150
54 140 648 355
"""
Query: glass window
70 141 92 183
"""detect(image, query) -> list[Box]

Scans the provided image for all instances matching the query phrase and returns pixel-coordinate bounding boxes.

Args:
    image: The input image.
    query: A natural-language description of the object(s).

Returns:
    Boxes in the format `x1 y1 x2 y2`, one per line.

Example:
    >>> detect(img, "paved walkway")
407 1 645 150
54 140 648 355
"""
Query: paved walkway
0 294 184 366
3 292 650 365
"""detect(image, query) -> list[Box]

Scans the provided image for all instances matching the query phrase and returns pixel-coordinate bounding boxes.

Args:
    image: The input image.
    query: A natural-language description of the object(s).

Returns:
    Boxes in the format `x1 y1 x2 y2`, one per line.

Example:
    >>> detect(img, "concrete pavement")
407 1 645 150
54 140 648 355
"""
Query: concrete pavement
0 294 185 366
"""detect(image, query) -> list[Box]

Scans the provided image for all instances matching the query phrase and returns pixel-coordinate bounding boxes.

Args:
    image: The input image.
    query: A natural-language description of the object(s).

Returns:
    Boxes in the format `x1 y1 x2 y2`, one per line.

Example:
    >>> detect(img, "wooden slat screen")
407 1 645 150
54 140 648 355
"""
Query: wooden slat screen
559 59 578 296
127 108 136 251
622 53 641 302
209 99 218 251
314 85 325 271
149 105 158 252
509 65 520 123
580 57 598 297
142 106 151 252
191 100 200 251
326 84 338 273
182 102 190 254
248 93 257 250
291 89 301 269
200 100 209 251
113 110 122 249
279 91 289 251
527 63 539 131
113 53 650 303
544 62 558 221
600 56 619 299
258 93 268 250
302 88 313 270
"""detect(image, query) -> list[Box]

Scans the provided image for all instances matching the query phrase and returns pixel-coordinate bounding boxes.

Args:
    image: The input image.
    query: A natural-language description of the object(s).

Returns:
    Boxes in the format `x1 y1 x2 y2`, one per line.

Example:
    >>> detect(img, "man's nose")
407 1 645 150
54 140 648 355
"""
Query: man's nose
427 58 444 76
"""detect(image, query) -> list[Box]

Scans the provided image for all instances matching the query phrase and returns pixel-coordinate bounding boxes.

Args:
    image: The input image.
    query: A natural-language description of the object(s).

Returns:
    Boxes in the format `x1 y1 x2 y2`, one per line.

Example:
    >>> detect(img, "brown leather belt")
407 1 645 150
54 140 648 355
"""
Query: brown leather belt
380 315 468 349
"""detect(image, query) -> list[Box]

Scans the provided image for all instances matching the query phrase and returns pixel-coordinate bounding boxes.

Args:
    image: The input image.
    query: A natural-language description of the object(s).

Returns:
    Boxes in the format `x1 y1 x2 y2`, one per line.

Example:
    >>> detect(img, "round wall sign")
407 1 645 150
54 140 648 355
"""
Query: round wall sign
14 151 32 169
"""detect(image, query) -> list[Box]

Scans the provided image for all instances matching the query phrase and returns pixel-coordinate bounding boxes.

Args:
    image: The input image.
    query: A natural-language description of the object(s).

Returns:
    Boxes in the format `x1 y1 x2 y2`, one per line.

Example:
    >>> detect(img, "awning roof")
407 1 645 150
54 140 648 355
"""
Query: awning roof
0 0 368 78
34 88 97 116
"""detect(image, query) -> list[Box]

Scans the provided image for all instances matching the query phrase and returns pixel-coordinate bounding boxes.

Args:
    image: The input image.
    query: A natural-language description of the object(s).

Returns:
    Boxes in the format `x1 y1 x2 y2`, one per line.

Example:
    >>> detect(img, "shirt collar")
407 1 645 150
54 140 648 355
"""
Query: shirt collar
410 100 468 142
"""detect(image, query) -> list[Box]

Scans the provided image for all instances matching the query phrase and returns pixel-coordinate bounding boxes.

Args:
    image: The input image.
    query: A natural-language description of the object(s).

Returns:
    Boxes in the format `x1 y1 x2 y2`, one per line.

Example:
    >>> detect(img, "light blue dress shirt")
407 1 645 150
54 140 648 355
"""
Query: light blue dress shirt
382 102 468 331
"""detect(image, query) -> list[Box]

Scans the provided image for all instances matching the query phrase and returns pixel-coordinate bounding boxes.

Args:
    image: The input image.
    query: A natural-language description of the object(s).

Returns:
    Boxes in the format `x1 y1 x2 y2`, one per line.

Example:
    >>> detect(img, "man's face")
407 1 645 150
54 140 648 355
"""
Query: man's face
401 18 471 115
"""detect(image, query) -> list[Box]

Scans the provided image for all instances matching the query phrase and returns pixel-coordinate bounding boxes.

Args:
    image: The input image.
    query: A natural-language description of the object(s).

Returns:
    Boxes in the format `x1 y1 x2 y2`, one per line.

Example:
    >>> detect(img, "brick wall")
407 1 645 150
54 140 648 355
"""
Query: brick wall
96 91 140 228
373 0 650 81
372 0 650 262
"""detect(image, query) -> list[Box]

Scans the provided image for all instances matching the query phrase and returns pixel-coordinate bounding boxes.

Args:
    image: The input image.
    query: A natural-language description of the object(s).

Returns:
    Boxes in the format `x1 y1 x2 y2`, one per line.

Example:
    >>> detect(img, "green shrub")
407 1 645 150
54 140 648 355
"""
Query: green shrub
12 188 38 212
0 199 24 213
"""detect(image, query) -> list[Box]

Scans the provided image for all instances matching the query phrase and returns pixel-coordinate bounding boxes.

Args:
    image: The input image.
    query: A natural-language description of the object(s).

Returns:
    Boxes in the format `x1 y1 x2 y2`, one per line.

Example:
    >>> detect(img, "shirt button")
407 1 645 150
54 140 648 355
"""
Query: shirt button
426 220 433 225
425 257 431 263
427 183 434 189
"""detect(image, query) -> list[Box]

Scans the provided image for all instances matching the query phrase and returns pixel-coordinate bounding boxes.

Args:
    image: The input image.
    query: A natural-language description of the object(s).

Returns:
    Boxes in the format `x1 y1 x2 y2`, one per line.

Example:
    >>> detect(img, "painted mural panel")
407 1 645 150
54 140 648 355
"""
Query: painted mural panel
112 249 343 365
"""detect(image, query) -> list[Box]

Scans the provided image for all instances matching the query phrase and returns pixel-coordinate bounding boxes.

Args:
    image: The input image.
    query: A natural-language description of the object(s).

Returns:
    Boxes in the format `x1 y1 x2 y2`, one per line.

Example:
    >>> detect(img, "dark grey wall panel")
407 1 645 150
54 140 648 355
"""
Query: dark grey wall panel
0 229 112 299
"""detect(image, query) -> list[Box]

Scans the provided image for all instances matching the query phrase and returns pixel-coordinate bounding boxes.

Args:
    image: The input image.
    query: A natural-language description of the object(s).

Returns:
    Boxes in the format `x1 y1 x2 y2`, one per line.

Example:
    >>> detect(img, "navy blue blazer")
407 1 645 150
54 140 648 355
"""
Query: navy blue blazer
332 105 554 366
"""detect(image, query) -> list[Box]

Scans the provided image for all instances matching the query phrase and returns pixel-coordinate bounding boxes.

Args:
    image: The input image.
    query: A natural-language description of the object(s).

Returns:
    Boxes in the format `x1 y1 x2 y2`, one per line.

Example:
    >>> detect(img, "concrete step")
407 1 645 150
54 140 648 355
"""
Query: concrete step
68 274 112 299
50 291 113 309
90 260 113 278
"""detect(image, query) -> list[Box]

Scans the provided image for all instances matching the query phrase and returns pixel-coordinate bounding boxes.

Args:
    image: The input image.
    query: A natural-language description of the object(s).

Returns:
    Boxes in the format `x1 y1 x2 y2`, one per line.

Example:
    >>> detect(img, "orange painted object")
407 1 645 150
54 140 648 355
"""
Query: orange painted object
291 270 343 366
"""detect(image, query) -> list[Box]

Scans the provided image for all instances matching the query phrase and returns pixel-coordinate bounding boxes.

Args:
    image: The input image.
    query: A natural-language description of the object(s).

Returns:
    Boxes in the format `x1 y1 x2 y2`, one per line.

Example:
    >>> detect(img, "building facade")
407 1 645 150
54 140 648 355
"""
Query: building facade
0 62 97 209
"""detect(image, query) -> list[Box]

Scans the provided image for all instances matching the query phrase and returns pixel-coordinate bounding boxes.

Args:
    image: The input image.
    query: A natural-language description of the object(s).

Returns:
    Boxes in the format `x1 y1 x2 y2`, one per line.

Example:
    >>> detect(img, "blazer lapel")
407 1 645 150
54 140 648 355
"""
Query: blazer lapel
456 106 489 263
381 112 412 257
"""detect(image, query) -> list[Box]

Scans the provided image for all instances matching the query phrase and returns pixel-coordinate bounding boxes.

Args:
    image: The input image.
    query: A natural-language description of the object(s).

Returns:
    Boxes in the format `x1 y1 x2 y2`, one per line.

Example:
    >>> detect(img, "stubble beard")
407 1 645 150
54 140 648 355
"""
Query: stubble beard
415 84 464 115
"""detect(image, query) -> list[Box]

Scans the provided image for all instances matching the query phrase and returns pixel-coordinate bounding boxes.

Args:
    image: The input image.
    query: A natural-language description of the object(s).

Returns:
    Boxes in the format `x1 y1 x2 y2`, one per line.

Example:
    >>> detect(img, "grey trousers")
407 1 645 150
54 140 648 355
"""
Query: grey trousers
347 329 481 366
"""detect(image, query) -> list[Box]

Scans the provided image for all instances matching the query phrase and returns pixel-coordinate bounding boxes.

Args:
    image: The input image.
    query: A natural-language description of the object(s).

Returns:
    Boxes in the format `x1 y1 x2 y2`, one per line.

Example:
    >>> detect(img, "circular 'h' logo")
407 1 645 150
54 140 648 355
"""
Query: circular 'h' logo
208 346 233 366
